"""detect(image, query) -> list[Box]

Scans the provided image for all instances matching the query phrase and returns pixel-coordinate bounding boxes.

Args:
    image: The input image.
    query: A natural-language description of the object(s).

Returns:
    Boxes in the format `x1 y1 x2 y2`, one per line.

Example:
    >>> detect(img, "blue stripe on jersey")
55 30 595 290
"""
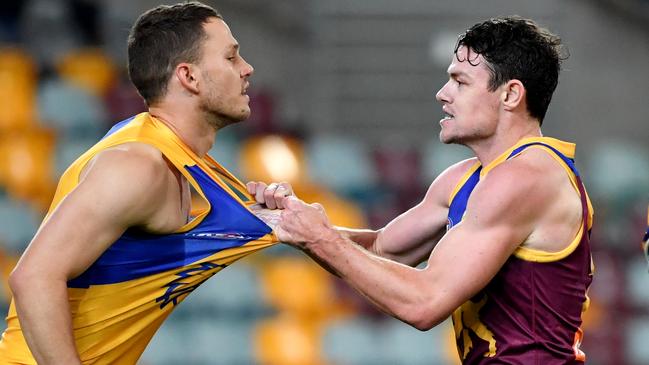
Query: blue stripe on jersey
447 167 481 230
102 116 137 140
447 142 580 231
508 142 579 177
67 165 271 288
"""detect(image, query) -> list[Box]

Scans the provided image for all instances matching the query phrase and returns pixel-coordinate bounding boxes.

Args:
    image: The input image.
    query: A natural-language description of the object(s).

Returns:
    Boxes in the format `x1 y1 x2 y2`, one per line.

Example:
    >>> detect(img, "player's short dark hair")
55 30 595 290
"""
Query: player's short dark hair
456 16 565 124
127 1 221 105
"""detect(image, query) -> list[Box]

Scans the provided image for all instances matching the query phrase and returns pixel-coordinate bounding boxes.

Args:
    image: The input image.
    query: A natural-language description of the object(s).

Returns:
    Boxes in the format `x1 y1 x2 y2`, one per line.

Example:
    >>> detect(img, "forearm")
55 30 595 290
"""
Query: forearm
336 227 379 251
11 276 82 365
305 231 444 330
300 228 378 278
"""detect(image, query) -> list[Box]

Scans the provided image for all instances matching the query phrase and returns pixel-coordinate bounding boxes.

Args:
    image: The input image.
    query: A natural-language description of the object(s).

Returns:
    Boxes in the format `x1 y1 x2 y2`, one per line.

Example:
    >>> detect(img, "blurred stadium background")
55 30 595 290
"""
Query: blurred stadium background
0 0 647 364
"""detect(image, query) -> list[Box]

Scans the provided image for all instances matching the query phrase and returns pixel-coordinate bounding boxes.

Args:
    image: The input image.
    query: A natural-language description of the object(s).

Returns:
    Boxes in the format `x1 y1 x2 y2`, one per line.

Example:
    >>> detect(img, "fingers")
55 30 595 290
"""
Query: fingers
246 181 268 205
275 198 335 249
265 183 284 209
247 181 294 209
245 181 256 195
274 182 293 209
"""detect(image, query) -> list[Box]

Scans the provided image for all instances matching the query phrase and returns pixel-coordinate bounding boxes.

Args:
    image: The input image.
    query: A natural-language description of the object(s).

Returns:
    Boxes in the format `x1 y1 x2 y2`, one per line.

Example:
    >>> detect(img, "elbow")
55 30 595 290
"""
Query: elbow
8 266 28 298
397 300 448 332
407 311 438 332
411 319 435 332
8 265 41 300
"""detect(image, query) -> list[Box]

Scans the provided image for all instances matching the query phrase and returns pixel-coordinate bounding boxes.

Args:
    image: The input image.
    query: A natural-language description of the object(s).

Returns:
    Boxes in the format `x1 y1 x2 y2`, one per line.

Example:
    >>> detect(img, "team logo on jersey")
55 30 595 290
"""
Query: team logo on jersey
452 294 497 359
156 262 227 309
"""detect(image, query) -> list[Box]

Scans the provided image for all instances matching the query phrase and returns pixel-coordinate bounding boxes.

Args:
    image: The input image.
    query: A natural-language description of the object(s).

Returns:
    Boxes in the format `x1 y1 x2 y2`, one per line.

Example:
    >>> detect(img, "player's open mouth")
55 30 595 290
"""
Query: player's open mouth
440 113 454 123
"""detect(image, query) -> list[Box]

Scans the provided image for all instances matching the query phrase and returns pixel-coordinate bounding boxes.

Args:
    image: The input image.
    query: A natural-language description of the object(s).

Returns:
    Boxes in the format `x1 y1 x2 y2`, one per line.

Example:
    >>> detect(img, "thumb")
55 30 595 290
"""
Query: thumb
311 202 325 213
284 195 303 210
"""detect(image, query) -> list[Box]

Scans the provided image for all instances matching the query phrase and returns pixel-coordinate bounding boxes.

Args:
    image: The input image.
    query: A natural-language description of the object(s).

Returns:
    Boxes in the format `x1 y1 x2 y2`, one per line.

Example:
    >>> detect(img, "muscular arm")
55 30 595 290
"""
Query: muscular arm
8 145 169 365
277 158 553 330
337 158 474 267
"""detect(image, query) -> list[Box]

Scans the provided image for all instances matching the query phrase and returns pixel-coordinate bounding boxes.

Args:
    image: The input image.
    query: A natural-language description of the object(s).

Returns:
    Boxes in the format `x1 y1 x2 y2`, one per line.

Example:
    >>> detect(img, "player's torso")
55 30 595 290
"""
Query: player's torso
446 137 593 364
0 113 278 365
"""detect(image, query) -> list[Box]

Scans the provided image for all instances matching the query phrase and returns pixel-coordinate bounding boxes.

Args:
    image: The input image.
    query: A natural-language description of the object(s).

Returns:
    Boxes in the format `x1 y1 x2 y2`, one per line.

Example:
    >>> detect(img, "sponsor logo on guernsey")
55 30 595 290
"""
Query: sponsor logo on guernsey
187 232 257 240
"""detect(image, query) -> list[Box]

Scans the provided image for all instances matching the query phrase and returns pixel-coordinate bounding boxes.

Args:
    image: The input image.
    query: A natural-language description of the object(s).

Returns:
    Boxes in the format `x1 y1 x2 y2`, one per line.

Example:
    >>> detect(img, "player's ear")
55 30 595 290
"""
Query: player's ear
501 79 525 111
175 63 199 94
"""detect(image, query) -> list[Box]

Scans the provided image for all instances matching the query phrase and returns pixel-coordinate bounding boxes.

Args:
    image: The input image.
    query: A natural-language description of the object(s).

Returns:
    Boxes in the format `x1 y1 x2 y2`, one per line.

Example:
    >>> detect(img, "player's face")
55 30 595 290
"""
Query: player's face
435 46 501 145
196 18 254 127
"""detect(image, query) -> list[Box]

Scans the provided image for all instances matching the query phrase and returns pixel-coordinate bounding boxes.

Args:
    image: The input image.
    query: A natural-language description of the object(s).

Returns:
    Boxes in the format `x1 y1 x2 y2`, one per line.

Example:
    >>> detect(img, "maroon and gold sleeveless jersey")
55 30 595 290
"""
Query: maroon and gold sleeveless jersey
446 137 594 364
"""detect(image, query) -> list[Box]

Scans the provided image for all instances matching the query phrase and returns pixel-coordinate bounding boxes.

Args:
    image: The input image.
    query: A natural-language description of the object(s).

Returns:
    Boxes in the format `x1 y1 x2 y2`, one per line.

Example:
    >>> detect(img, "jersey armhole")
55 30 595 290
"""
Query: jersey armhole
510 145 592 262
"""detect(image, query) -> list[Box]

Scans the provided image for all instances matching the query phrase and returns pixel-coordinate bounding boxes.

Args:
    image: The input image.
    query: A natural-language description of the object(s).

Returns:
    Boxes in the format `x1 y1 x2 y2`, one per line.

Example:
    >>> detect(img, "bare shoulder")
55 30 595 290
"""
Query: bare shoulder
422 157 479 207
476 150 553 211
467 146 578 236
487 146 571 197
81 142 168 183
487 146 583 250
78 142 171 213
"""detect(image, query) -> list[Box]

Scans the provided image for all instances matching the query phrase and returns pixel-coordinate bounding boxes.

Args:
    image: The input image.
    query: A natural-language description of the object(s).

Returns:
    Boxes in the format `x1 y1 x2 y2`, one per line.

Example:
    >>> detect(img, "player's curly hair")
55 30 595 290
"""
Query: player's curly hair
456 16 566 124
128 2 221 105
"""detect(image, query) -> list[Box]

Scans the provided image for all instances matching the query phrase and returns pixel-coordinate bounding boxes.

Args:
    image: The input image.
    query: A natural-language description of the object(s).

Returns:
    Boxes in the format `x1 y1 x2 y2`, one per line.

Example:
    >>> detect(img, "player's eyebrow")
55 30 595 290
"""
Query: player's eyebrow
449 70 470 80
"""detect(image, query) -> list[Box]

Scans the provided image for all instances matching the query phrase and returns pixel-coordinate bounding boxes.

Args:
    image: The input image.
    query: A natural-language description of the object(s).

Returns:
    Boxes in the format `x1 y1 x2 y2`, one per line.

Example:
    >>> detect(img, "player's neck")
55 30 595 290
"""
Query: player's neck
148 106 217 158
470 121 542 166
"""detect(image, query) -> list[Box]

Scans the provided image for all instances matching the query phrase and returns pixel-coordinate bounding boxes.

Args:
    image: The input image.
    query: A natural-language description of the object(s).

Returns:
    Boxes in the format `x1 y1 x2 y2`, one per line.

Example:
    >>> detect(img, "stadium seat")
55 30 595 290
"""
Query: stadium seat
56 48 117 96
322 318 383 364
625 256 649 307
253 314 325 365
103 74 146 128
176 261 267 318
380 317 459 365
421 138 472 185
239 134 368 228
586 141 649 201
0 195 41 254
625 316 649 365
306 134 378 195
258 257 337 319
240 135 307 185
54 136 98 177
37 78 108 138
0 130 56 208
143 317 257 365
139 320 185 365
373 145 422 192
20 0 82 69
0 47 37 131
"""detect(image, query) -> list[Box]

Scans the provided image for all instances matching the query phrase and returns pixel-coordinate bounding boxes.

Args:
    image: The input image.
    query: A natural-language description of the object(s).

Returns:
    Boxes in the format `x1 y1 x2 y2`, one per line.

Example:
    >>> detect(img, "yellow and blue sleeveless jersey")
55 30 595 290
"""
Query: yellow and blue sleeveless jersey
0 113 278 364
447 137 594 364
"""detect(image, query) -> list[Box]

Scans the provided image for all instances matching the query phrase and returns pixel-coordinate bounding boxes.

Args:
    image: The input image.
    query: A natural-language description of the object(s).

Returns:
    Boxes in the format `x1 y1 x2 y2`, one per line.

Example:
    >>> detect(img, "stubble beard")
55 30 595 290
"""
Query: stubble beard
200 72 250 130
439 125 486 146
200 90 249 131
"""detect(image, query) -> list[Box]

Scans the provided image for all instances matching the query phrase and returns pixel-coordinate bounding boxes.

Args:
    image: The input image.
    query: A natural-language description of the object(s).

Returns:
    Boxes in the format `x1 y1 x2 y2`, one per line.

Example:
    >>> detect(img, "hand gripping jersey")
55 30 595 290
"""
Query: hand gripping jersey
446 137 594 365
0 113 278 364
